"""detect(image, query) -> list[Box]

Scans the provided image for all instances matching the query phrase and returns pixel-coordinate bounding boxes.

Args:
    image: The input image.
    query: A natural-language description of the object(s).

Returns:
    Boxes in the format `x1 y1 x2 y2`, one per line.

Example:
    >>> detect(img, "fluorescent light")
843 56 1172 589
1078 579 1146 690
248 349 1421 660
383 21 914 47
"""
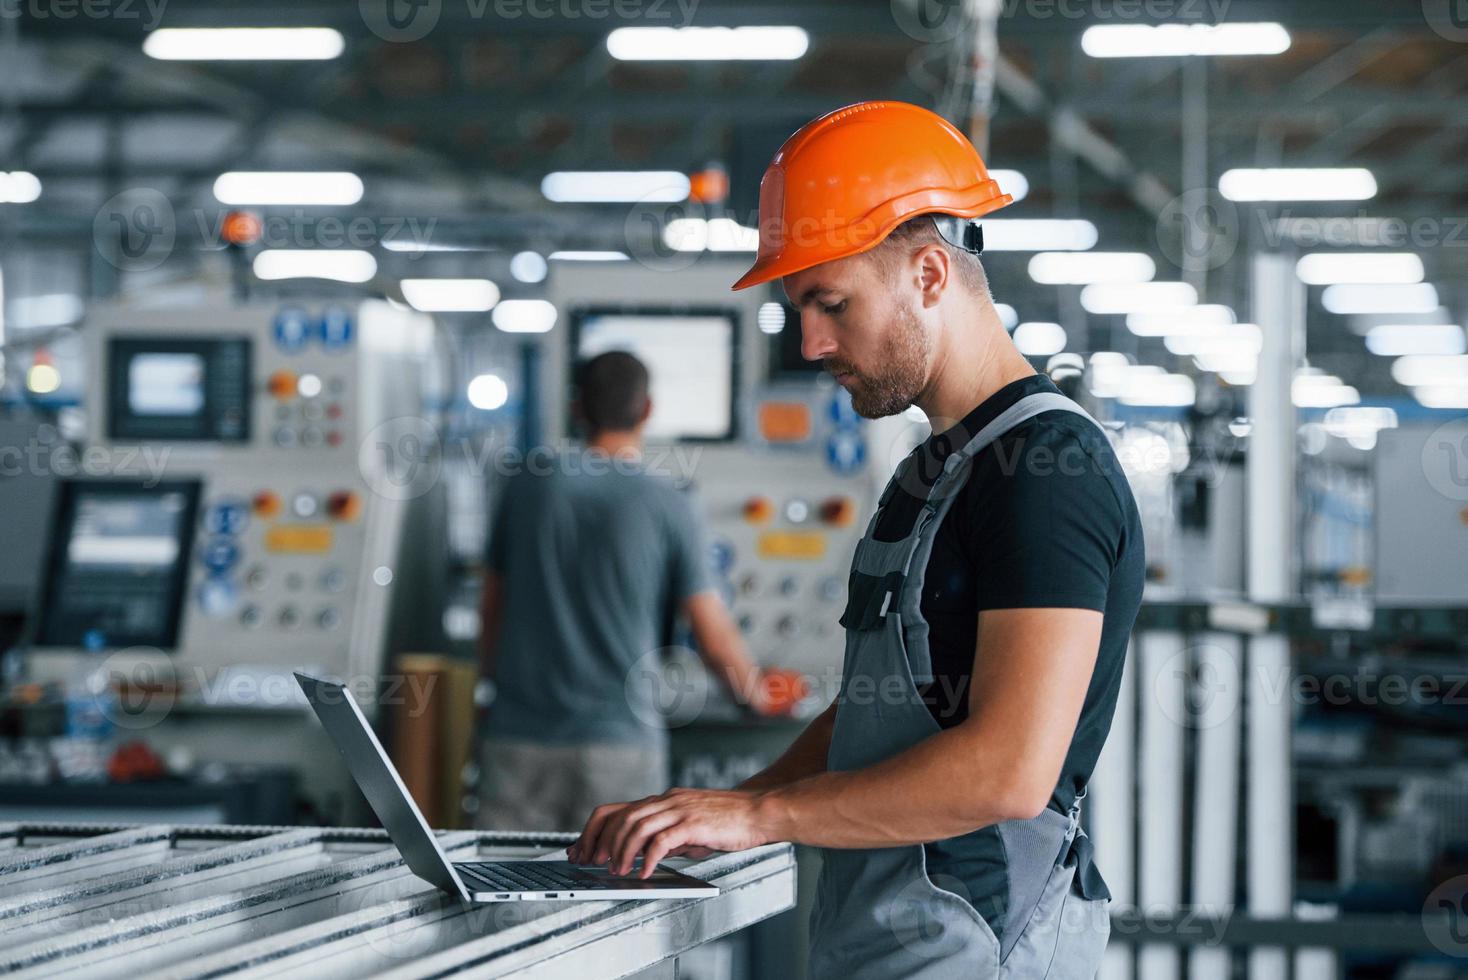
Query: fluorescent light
400 278 500 313
213 171 362 206
467 374 509 411
1391 354 1468 387
1414 385 1468 409
1293 372 1359 408
994 303 1018 330
253 249 376 283
758 302 785 335
1321 283 1439 315
1193 351 1259 375
1295 252 1423 285
1126 304 1236 336
1013 322 1067 356
0 171 41 204
1029 251 1155 285
548 251 629 262
1323 406 1397 440
980 219 1097 251
381 240 482 253
1366 323 1465 356
1081 281 1197 315
990 169 1029 202
1219 167 1376 202
7 293 83 329
1082 22 1290 58
1166 323 1263 357
492 299 558 333
664 217 759 253
510 251 548 283
607 26 808 61
143 28 344 61
1119 372 1196 407
541 170 689 203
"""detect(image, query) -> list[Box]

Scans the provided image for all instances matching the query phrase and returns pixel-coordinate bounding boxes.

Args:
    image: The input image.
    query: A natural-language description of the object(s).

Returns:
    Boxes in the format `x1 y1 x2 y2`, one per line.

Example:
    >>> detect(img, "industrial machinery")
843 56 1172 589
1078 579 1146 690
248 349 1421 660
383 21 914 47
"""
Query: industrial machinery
10 297 447 822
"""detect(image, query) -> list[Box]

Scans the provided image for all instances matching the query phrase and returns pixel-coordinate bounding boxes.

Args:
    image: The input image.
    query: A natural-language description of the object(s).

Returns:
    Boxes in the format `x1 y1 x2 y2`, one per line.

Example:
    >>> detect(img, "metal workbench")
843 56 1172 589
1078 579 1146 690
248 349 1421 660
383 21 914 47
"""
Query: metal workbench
0 822 797 979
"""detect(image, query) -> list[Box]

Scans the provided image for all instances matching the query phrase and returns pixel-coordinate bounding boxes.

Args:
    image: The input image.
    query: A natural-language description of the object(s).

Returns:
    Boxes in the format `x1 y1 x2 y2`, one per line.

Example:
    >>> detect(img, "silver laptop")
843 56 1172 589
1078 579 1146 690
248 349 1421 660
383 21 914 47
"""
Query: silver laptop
295 672 718 902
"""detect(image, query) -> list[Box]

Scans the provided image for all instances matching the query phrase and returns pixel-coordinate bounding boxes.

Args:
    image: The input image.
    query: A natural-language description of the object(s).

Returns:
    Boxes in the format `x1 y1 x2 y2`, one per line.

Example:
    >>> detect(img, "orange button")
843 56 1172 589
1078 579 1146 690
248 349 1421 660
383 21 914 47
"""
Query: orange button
268 370 297 400
743 496 774 524
820 496 856 527
326 491 361 522
757 401 812 443
252 490 281 519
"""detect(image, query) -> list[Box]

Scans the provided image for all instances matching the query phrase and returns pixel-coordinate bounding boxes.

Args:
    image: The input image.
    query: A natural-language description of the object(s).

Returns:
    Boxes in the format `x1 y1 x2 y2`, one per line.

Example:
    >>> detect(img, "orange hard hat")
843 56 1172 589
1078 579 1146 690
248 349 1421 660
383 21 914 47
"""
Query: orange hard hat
731 100 1013 291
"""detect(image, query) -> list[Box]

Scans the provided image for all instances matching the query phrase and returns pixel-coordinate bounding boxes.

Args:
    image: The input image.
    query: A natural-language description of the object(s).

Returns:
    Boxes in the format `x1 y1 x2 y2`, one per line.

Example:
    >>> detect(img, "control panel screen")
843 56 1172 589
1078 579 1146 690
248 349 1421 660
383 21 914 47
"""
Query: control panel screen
574 311 737 441
36 479 201 649
108 337 252 442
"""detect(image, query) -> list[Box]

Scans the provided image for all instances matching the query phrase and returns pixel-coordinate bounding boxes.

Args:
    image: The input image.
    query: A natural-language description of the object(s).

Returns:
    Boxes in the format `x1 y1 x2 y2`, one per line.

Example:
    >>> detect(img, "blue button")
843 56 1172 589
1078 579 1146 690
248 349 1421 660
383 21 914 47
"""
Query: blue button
826 430 866 474
200 536 240 573
319 307 354 350
197 577 239 617
709 538 736 574
828 390 861 426
204 500 250 536
274 308 313 353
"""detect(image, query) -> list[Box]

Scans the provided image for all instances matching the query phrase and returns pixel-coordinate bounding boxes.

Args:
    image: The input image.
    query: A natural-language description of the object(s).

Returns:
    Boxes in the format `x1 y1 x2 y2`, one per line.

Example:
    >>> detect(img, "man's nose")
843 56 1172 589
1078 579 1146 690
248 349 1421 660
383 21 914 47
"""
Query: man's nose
800 315 838 363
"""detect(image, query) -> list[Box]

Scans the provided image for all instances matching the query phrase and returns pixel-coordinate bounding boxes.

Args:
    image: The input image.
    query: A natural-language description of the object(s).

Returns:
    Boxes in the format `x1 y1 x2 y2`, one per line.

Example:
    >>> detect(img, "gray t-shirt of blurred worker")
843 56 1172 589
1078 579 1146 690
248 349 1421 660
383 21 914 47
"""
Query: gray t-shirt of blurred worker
483 449 711 748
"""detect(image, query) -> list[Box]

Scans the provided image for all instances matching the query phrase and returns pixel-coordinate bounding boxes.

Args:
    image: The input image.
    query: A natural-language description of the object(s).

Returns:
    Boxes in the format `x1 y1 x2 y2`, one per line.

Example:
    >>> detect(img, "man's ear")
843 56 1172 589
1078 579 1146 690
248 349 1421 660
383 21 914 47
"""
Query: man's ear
916 243 951 309
638 397 653 425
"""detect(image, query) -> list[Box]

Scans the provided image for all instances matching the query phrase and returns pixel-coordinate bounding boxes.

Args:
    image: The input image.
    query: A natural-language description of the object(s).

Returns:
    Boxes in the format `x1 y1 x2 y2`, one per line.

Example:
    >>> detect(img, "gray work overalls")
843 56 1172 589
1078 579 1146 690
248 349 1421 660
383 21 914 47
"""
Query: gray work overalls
810 391 1113 979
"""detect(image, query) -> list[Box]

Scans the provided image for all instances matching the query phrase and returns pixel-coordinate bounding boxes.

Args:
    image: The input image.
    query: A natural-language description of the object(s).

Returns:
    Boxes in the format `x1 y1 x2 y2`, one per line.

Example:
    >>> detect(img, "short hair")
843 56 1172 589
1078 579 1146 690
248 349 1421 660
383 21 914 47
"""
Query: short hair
870 214 991 298
575 350 650 433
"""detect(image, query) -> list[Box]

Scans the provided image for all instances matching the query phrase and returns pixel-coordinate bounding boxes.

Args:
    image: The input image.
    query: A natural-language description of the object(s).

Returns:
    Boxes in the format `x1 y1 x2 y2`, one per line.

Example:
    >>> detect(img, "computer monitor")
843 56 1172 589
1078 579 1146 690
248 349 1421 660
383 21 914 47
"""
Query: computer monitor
572 310 738 442
107 336 252 442
36 479 202 649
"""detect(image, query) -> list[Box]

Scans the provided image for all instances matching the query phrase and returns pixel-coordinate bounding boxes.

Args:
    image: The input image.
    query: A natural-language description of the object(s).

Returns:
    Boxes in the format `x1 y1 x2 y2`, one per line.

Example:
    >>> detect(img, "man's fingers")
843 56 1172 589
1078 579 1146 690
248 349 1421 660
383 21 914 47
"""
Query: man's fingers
572 801 627 863
613 810 682 876
640 825 690 879
604 797 676 868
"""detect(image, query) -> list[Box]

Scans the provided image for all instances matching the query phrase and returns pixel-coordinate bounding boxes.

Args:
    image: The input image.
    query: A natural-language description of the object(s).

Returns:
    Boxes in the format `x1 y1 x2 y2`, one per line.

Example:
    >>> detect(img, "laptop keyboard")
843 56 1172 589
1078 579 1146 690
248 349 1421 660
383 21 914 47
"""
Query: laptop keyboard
456 861 624 892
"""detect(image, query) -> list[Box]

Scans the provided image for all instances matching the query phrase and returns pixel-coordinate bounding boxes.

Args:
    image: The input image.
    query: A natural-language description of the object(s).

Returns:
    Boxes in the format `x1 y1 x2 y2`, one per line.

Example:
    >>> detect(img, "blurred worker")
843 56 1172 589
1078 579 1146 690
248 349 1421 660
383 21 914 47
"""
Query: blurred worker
475 350 787 833
570 101 1145 979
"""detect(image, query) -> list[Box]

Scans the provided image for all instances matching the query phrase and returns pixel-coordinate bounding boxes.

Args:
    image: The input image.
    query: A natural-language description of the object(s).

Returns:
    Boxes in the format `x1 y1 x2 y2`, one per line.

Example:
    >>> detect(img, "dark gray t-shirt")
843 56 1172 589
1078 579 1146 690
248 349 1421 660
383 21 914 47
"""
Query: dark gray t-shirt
483 450 711 747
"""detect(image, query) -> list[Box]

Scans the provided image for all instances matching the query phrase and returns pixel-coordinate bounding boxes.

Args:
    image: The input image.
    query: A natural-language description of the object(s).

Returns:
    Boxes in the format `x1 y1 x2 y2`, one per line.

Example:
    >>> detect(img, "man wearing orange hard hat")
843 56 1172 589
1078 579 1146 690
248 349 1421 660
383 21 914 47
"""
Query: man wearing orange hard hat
572 101 1144 978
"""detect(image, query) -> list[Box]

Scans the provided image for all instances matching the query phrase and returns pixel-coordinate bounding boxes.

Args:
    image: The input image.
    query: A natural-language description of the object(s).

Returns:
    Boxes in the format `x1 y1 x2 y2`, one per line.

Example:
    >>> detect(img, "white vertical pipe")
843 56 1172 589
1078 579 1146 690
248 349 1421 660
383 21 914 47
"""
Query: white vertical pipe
1247 251 1300 980
1093 638 1136 980
1188 634 1243 980
1138 630 1186 980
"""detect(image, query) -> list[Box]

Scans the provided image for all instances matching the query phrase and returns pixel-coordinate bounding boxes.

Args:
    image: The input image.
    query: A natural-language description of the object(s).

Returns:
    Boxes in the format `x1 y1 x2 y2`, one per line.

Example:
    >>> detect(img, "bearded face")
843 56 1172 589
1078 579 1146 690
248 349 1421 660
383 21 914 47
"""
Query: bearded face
825 296 932 419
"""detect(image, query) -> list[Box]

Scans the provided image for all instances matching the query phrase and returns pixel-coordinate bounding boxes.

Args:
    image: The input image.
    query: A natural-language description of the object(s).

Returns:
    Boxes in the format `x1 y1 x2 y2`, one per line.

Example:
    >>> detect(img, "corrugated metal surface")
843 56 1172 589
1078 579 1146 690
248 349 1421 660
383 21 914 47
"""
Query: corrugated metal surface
0 822 796 979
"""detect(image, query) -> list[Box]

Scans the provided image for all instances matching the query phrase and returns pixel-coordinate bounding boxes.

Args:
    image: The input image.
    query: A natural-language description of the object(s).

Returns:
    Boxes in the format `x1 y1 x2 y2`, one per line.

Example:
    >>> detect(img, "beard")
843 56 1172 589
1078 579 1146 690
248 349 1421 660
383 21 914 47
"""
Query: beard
828 301 931 419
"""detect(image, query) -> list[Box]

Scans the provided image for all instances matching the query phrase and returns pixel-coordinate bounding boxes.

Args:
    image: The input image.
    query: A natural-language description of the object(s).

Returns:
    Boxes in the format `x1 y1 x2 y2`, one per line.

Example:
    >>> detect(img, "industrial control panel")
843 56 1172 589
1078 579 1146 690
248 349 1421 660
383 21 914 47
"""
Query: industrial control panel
34 300 441 694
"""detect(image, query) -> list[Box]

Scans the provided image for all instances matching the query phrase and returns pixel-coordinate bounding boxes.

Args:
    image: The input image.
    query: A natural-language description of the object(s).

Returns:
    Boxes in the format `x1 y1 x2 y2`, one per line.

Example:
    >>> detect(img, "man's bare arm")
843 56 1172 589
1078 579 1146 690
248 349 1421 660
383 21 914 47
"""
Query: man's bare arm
737 701 837 791
570 606 1103 871
682 590 767 711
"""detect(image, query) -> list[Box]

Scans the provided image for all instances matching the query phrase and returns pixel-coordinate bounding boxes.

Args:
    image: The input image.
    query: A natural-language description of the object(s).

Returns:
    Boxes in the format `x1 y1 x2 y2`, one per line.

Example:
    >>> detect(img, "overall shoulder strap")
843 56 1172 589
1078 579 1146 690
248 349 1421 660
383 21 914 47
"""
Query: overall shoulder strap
940 390 1102 477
